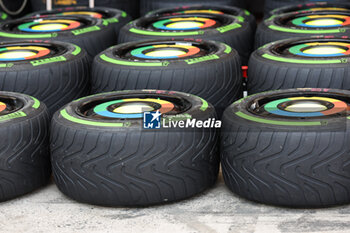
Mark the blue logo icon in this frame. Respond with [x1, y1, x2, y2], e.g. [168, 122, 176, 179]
[143, 111, 162, 129]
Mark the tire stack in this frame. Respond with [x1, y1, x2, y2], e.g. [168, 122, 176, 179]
[0, 40, 89, 115]
[50, 3, 254, 206]
[221, 2, 350, 208]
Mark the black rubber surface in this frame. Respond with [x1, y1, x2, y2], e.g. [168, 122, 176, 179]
[248, 37, 350, 94]
[221, 88, 350, 207]
[118, 14, 253, 64]
[0, 91, 50, 202]
[0, 15, 116, 58]
[51, 90, 220, 206]
[0, 40, 90, 115]
[30, 0, 140, 18]
[140, 0, 247, 16]
[92, 39, 242, 116]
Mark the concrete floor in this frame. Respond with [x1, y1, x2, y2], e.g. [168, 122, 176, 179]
[1, 174, 350, 233]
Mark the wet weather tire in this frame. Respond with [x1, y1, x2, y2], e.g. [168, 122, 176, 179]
[140, 0, 247, 17]
[255, 10, 350, 48]
[0, 40, 90, 115]
[30, 0, 140, 18]
[0, 92, 50, 202]
[145, 5, 256, 32]
[27, 6, 131, 37]
[118, 13, 253, 64]
[221, 88, 350, 207]
[248, 37, 350, 94]
[0, 15, 116, 58]
[51, 90, 220, 206]
[92, 39, 242, 116]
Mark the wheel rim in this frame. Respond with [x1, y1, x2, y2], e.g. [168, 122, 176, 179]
[248, 93, 350, 119]
[153, 17, 217, 30]
[271, 39, 350, 59]
[288, 42, 350, 58]
[0, 95, 24, 116]
[0, 45, 51, 61]
[3, 16, 92, 33]
[18, 19, 81, 32]
[139, 15, 230, 32]
[280, 13, 350, 29]
[116, 40, 215, 61]
[0, 42, 64, 62]
[77, 94, 191, 120]
[130, 44, 201, 59]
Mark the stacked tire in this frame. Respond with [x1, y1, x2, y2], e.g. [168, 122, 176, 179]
[0, 92, 50, 201]
[0, 15, 117, 58]
[0, 40, 89, 115]
[51, 90, 220, 206]
[145, 5, 256, 32]
[221, 88, 350, 207]
[30, 0, 140, 19]
[118, 11, 254, 65]
[27, 6, 131, 36]
[92, 39, 242, 116]
[256, 9, 350, 48]
[248, 36, 350, 94]
[263, 0, 350, 16]
[140, 0, 247, 16]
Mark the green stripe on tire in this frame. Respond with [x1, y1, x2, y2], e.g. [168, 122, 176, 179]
[0, 32, 56, 38]
[268, 25, 343, 34]
[60, 109, 125, 127]
[31, 97, 40, 109]
[262, 53, 344, 64]
[100, 54, 169, 67]
[236, 111, 322, 126]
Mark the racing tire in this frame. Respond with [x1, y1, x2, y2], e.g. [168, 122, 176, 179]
[140, 0, 247, 16]
[0, 40, 90, 115]
[255, 10, 350, 48]
[268, 2, 350, 18]
[0, 15, 116, 58]
[30, 0, 140, 19]
[263, 0, 348, 16]
[51, 90, 220, 206]
[92, 39, 242, 117]
[248, 36, 350, 94]
[221, 88, 350, 207]
[118, 13, 254, 65]
[145, 4, 256, 32]
[0, 91, 50, 202]
[27, 6, 131, 36]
